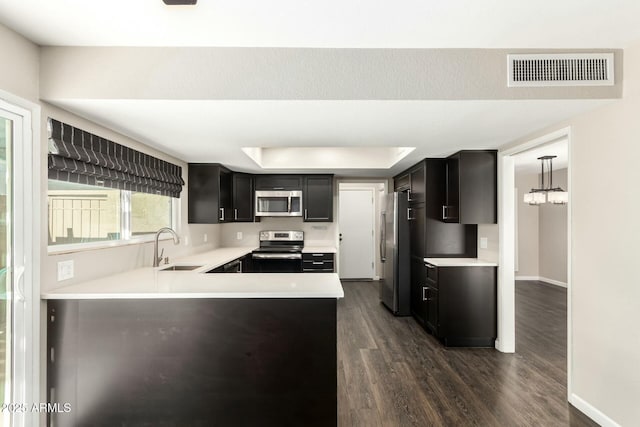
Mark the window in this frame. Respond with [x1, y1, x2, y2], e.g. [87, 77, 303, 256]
[46, 118, 184, 251]
[48, 180, 173, 248]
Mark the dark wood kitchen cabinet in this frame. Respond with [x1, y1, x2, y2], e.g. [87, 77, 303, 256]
[232, 173, 254, 222]
[408, 202, 426, 325]
[303, 175, 334, 222]
[254, 175, 303, 191]
[47, 297, 337, 426]
[188, 163, 232, 224]
[423, 262, 497, 347]
[393, 161, 425, 204]
[302, 253, 335, 272]
[442, 150, 497, 224]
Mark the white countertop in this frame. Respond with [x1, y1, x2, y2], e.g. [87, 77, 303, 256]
[424, 258, 498, 267]
[302, 246, 337, 254]
[42, 247, 344, 300]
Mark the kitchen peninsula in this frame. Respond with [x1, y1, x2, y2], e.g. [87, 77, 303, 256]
[42, 247, 344, 427]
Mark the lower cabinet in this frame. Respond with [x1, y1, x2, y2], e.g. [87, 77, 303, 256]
[415, 263, 497, 347]
[302, 253, 335, 272]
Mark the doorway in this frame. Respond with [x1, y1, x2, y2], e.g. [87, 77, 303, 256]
[337, 182, 385, 280]
[498, 127, 572, 395]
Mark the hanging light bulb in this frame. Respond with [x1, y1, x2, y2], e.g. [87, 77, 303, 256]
[523, 155, 568, 205]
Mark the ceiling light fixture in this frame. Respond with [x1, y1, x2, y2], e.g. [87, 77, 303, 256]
[162, 0, 197, 5]
[523, 155, 568, 205]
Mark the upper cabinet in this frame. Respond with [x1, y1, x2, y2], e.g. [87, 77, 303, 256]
[188, 163, 232, 224]
[442, 150, 497, 224]
[394, 161, 425, 204]
[232, 173, 254, 222]
[303, 175, 334, 222]
[188, 166, 334, 223]
[254, 175, 303, 191]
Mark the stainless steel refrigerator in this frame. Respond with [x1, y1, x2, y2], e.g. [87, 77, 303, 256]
[379, 191, 411, 315]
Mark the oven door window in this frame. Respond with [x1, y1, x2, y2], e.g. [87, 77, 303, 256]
[257, 196, 289, 213]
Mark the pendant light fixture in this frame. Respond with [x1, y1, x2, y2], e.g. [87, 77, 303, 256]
[523, 155, 568, 205]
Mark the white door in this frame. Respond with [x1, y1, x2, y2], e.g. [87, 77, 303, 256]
[338, 189, 374, 279]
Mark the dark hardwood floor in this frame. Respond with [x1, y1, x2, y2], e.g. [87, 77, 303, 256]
[337, 280, 598, 426]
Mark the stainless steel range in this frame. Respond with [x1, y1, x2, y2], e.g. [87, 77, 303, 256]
[251, 231, 304, 273]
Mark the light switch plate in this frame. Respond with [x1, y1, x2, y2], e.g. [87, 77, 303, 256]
[236, 232, 243, 240]
[480, 237, 488, 249]
[204, 233, 208, 243]
[57, 260, 74, 281]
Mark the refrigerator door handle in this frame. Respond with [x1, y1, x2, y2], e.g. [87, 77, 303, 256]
[380, 212, 386, 262]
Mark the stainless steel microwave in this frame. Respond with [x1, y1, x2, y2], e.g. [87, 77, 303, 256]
[255, 190, 303, 217]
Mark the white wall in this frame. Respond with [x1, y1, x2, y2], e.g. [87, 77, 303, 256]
[515, 170, 540, 277]
[0, 23, 39, 103]
[538, 168, 568, 284]
[501, 42, 640, 427]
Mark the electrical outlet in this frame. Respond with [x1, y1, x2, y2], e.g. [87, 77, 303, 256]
[184, 236, 189, 246]
[236, 232, 243, 240]
[204, 233, 208, 243]
[480, 237, 488, 249]
[57, 260, 74, 281]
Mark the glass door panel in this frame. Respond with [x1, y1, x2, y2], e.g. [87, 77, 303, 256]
[0, 116, 12, 410]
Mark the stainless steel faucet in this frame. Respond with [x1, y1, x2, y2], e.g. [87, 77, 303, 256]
[153, 227, 180, 267]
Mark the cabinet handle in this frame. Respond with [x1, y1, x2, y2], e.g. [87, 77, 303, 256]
[219, 208, 225, 221]
[274, 187, 284, 190]
[234, 209, 238, 221]
[422, 286, 432, 301]
[312, 261, 324, 265]
[407, 189, 413, 202]
[304, 209, 308, 219]
[312, 253, 324, 257]
[407, 207, 414, 221]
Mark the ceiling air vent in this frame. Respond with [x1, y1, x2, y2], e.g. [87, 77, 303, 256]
[508, 53, 614, 87]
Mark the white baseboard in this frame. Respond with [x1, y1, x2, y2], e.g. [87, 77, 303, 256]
[515, 275, 567, 288]
[539, 276, 567, 288]
[515, 275, 539, 281]
[570, 393, 620, 427]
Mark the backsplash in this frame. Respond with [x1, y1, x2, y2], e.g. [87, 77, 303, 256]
[220, 218, 338, 248]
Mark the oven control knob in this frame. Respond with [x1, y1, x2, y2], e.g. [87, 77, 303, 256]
[294, 231, 303, 240]
[260, 231, 268, 239]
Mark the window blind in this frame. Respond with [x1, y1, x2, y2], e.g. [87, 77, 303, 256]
[47, 118, 184, 198]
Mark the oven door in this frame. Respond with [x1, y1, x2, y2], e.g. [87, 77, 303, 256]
[255, 191, 302, 217]
[252, 253, 302, 273]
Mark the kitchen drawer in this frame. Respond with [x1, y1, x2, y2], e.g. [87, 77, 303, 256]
[302, 253, 335, 262]
[303, 260, 335, 272]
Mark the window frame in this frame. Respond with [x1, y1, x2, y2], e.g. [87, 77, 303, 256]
[47, 184, 179, 255]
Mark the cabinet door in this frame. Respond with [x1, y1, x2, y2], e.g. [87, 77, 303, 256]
[408, 164, 425, 204]
[410, 257, 427, 326]
[408, 204, 425, 258]
[425, 286, 439, 336]
[303, 175, 334, 222]
[394, 173, 410, 192]
[458, 151, 497, 224]
[218, 168, 233, 223]
[188, 164, 220, 224]
[232, 173, 254, 222]
[254, 175, 303, 190]
[442, 155, 460, 222]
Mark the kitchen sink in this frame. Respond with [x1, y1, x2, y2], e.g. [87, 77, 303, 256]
[159, 265, 203, 271]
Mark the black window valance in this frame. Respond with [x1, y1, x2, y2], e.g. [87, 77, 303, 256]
[47, 118, 184, 198]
